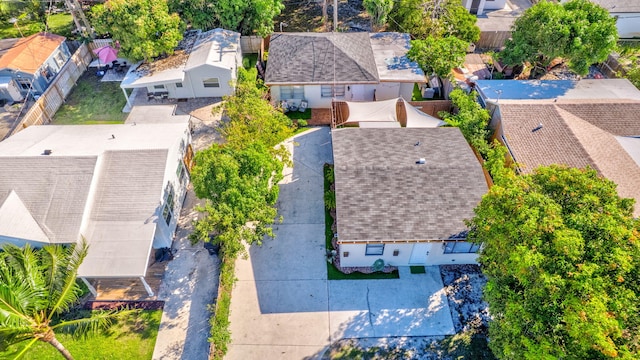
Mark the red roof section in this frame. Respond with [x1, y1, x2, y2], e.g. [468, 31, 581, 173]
[0, 32, 66, 74]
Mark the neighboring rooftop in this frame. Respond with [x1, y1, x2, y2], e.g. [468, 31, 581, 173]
[0, 33, 66, 73]
[590, 0, 640, 12]
[498, 100, 640, 217]
[0, 38, 20, 58]
[369, 32, 425, 83]
[476, 79, 640, 102]
[265, 32, 379, 85]
[121, 28, 240, 88]
[332, 128, 487, 242]
[0, 122, 189, 278]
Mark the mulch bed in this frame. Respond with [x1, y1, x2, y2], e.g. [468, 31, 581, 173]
[84, 300, 165, 311]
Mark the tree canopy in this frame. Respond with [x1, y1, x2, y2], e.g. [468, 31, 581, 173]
[92, 0, 183, 61]
[363, 0, 395, 29]
[389, 0, 480, 43]
[439, 89, 491, 157]
[470, 165, 640, 359]
[170, 0, 284, 36]
[501, 0, 618, 76]
[190, 68, 294, 256]
[0, 242, 127, 360]
[407, 36, 468, 78]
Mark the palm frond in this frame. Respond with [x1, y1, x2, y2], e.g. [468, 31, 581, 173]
[0, 280, 45, 327]
[51, 309, 134, 339]
[11, 338, 39, 360]
[0, 326, 36, 350]
[47, 240, 88, 320]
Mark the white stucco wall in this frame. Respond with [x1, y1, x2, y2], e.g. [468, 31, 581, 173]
[185, 65, 235, 98]
[462, 0, 507, 15]
[614, 13, 640, 39]
[338, 241, 479, 267]
[374, 82, 401, 101]
[152, 127, 191, 249]
[399, 82, 415, 101]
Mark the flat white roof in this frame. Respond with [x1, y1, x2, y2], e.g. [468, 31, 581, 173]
[0, 123, 189, 156]
[369, 33, 425, 83]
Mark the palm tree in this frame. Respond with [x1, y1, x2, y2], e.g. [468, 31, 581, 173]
[0, 241, 128, 360]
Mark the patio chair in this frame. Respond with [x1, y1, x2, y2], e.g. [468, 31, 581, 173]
[298, 100, 308, 112]
[280, 100, 289, 113]
[287, 100, 298, 112]
[147, 92, 154, 102]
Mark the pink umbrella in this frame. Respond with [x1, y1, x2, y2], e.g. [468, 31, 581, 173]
[93, 45, 119, 65]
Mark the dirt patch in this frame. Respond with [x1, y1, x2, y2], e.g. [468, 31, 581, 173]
[441, 264, 490, 333]
[275, 0, 372, 32]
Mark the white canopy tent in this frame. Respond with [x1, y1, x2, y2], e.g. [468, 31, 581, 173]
[340, 98, 445, 128]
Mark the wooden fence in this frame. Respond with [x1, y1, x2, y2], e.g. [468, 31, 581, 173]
[6, 43, 92, 138]
[88, 38, 113, 52]
[598, 53, 625, 78]
[476, 31, 512, 50]
[240, 36, 262, 54]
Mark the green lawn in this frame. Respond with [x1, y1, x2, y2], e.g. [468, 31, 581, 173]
[324, 164, 400, 281]
[0, 14, 74, 39]
[412, 83, 425, 101]
[14, 310, 162, 360]
[286, 108, 311, 120]
[53, 71, 128, 124]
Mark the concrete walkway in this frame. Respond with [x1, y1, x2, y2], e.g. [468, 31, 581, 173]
[152, 189, 220, 360]
[227, 127, 454, 360]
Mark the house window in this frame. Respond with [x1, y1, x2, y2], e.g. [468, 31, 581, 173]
[154, 85, 166, 90]
[176, 160, 188, 185]
[162, 183, 175, 225]
[365, 244, 385, 256]
[176, 82, 183, 88]
[280, 85, 304, 99]
[203, 78, 220, 88]
[321, 85, 345, 98]
[15, 78, 31, 90]
[444, 241, 480, 254]
[55, 52, 66, 67]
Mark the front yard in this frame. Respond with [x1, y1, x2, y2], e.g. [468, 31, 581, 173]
[16, 310, 162, 360]
[53, 71, 127, 125]
[0, 14, 73, 39]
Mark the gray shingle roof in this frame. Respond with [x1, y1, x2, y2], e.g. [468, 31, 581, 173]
[265, 32, 379, 85]
[332, 128, 488, 242]
[0, 156, 97, 243]
[590, 0, 640, 12]
[498, 100, 640, 217]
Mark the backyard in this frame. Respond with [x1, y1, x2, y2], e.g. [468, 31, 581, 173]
[0, 14, 74, 39]
[8, 310, 162, 360]
[53, 71, 127, 124]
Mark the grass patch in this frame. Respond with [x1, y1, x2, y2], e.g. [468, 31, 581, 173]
[285, 108, 311, 120]
[324, 164, 399, 281]
[242, 54, 258, 70]
[410, 265, 426, 274]
[0, 14, 73, 39]
[412, 83, 425, 101]
[53, 71, 127, 124]
[15, 310, 162, 360]
[209, 251, 235, 360]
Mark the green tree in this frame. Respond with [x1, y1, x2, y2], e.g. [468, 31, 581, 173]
[0, 242, 127, 360]
[407, 36, 468, 78]
[214, 0, 284, 37]
[439, 89, 491, 156]
[470, 165, 640, 359]
[168, 0, 216, 30]
[389, 0, 479, 43]
[501, 0, 618, 76]
[190, 142, 284, 253]
[363, 0, 394, 30]
[91, 0, 183, 61]
[0, 0, 45, 22]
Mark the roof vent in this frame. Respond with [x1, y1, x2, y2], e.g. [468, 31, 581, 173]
[43, 149, 52, 155]
[416, 158, 426, 164]
[532, 123, 543, 132]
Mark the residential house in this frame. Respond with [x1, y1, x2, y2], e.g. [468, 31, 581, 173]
[565, 0, 640, 39]
[265, 32, 426, 109]
[476, 79, 640, 217]
[120, 28, 242, 105]
[0, 120, 192, 297]
[0, 33, 71, 103]
[332, 128, 488, 267]
[462, 0, 507, 16]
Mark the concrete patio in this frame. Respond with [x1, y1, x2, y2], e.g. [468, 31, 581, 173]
[227, 127, 454, 360]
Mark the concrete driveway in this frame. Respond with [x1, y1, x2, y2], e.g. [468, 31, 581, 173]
[227, 127, 454, 360]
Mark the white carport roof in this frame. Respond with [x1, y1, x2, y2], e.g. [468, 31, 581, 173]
[405, 102, 446, 127]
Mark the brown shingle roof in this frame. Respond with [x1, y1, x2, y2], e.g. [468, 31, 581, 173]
[0, 33, 65, 74]
[332, 128, 488, 242]
[499, 101, 640, 216]
[265, 32, 379, 85]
